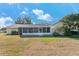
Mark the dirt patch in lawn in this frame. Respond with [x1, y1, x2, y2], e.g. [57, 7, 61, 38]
[0, 33, 79, 56]
[20, 38, 79, 56]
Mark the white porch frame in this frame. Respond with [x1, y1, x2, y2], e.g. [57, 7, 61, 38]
[21, 27, 52, 36]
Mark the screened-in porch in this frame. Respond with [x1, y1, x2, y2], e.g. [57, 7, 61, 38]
[22, 27, 50, 33]
[19, 27, 52, 36]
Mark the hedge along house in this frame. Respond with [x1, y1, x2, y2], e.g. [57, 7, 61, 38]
[6, 24, 53, 36]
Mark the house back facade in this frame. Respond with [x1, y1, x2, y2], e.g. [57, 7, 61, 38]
[6, 24, 53, 36]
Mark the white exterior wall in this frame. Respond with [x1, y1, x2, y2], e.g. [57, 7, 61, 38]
[6, 28, 18, 34]
[6, 29, 12, 34]
[50, 26, 53, 35]
[22, 33, 52, 36]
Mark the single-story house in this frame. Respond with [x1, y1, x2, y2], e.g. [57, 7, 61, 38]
[0, 27, 6, 33]
[6, 24, 53, 36]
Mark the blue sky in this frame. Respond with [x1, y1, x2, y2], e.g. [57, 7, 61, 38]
[0, 3, 79, 28]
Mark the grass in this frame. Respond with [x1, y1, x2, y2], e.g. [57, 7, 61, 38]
[37, 37, 63, 42]
[0, 33, 28, 55]
[0, 33, 79, 55]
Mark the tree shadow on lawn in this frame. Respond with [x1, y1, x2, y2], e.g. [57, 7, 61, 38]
[67, 35, 79, 40]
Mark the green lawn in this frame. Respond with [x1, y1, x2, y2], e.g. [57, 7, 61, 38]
[0, 33, 79, 56]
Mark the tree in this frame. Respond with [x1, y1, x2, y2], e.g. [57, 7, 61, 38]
[61, 13, 79, 36]
[52, 21, 64, 36]
[15, 15, 32, 24]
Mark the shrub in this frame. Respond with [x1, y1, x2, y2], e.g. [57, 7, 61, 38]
[11, 31, 18, 35]
[53, 32, 60, 36]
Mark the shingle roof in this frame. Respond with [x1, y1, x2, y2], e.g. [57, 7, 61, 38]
[6, 24, 51, 29]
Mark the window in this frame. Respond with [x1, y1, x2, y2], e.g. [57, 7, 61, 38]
[39, 28, 43, 33]
[29, 28, 33, 33]
[47, 27, 50, 33]
[43, 27, 47, 33]
[23, 28, 28, 33]
[33, 28, 38, 33]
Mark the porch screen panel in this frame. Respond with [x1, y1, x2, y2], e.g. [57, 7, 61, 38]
[43, 27, 47, 33]
[29, 28, 33, 33]
[23, 28, 28, 33]
[33, 28, 38, 33]
[22, 27, 50, 33]
[47, 27, 50, 33]
[39, 28, 43, 33]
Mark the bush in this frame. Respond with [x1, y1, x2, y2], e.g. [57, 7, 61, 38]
[11, 31, 18, 35]
[53, 32, 60, 36]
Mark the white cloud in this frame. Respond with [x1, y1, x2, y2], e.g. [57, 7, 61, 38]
[33, 22, 36, 24]
[24, 8, 29, 12]
[8, 3, 21, 10]
[8, 3, 14, 5]
[32, 9, 52, 21]
[20, 8, 29, 15]
[8, 3, 15, 8]
[38, 13, 52, 21]
[32, 9, 43, 16]
[0, 17, 13, 28]
[20, 11, 27, 15]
